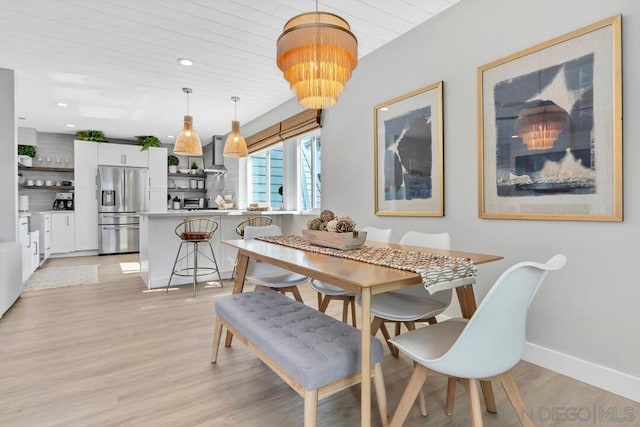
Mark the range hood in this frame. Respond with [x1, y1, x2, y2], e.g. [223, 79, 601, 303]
[203, 135, 227, 175]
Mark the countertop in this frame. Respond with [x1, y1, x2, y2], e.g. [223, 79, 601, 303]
[140, 209, 305, 217]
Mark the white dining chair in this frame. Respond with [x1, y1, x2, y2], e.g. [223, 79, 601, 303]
[310, 226, 392, 326]
[360, 231, 452, 357]
[388, 254, 567, 427]
[243, 224, 309, 302]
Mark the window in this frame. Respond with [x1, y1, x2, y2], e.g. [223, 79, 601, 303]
[299, 134, 321, 210]
[248, 145, 284, 209]
[246, 131, 321, 211]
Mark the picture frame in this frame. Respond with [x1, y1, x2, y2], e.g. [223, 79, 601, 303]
[478, 15, 622, 221]
[374, 82, 444, 217]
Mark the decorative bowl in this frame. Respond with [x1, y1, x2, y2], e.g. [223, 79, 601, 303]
[178, 168, 190, 174]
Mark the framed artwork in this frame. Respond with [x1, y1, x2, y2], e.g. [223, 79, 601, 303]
[478, 15, 622, 221]
[374, 82, 444, 217]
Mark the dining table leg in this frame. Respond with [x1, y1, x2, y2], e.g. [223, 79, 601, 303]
[225, 252, 249, 347]
[456, 284, 497, 413]
[360, 287, 372, 427]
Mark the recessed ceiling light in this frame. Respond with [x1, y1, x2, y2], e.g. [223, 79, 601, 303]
[167, 135, 174, 139]
[65, 123, 75, 128]
[380, 107, 389, 111]
[176, 58, 193, 67]
[56, 102, 68, 107]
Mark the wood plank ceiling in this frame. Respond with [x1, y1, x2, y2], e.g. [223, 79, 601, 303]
[0, 0, 460, 143]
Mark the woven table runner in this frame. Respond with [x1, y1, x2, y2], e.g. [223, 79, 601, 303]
[255, 235, 477, 288]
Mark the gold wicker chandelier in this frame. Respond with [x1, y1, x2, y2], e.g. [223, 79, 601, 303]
[515, 101, 568, 151]
[276, 1, 358, 109]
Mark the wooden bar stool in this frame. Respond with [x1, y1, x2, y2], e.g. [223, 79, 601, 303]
[166, 218, 223, 297]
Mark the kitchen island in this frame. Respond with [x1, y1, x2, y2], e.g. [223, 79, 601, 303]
[139, 210, 300, 289]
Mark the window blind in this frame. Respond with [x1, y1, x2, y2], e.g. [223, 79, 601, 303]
[245, 109, 321, 154]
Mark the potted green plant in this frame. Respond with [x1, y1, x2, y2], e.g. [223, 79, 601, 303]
[167, 155, 179, 173]
[75, 130, 107, 142]
[136, 135, 161, 151]
[17, 145, 36, 167]
[191, 160, 199, 175]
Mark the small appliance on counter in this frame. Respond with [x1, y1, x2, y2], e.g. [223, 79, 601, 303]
[52, 192, 74, 210]
[183, 197, 204, 210]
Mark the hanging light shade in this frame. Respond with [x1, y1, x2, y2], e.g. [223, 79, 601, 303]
[223, 96, 248, 158]
[276, 7, 358, 109]
[173, 88, 203, 156]
[515, 101, 569, 151]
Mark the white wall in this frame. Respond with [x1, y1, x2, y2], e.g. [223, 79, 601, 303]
[0, 69, 18, 242]
[243, 0, 640, 401]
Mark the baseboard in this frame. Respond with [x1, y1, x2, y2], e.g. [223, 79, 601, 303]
[523, 342, 640, 403]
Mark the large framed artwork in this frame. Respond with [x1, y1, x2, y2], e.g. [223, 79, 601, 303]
[374, 82, 444, 217]
[478, 15, 622, 221]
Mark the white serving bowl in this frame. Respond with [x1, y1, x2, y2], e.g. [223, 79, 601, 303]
[178, 168, 190, 174]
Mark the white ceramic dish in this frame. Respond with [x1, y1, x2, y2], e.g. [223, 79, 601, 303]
[178, 169, 190, 174]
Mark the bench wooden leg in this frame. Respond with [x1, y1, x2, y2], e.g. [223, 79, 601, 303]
[373, 363, 389, 427]
[211, 317, 223, 363]
[304, 389, 318, 427]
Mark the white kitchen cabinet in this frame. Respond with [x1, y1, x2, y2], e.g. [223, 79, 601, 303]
[29, 230, 40, 271]
[19, 217, 31, 282]
[147, 146, 167, 212]
[31, 213, 52, 262]
[74, 188, 98, 251]
[98, 143, 148, 167]
[51, 213, 75, 254]
[74, 140, 99, 251]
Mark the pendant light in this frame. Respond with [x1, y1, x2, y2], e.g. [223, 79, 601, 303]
[173, 87, 203, 156]
[277, 0, 358, 109]
[223, 96, 248, 158]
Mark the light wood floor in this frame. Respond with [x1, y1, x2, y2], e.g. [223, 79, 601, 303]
[0, 254, 637, 426]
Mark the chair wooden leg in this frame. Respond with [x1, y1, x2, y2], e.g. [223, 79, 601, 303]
[316, 293, 323, 311]
[377, 320, 397, 357]
[395, 322, 401, 337]
[389, 364, 429, 427]
[373, 363, 389, 427]
[446, 377, 457, 415]
[426, 317, 438, 325]
[413, 361, 428, 416]
[319, 294, 331, 313]
[349, 296, 357, 327]
[303, 389, 318, 427]
[290, 286, 304, 303]
[371, 316, 383, 335]
[342, 298, 349, 323]
[211, 317, 223, 363]
[462, 379, 484, 427]
[480, 380, 497, 413]
[499, 372, 535, 427]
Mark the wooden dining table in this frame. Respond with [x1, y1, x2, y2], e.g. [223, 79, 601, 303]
[222, 238, 503, 427]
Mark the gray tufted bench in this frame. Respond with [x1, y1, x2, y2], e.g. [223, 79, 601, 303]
[211, 290, 388, 427]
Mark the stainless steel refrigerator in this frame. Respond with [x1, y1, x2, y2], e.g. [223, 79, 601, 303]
[98, 166, 147, 254]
